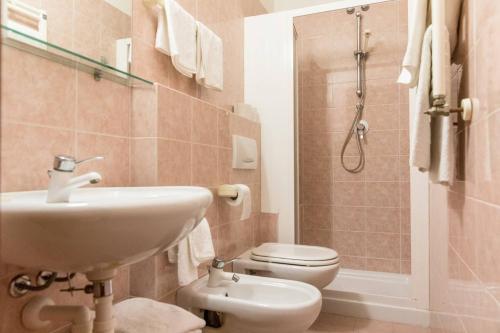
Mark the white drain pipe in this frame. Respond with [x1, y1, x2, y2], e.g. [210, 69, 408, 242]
[92, 295, 116, 333]
[22, 296, 93, 333]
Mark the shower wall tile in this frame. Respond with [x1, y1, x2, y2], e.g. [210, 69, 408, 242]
[296, 0, 410, 273]
[429, 0, 500, 331]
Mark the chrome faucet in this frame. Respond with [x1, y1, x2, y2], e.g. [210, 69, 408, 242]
[207, 257, 240, 288]
[46, 155, 104, 203]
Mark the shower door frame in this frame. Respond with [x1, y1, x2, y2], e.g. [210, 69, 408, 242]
[244, 0, 429, 312]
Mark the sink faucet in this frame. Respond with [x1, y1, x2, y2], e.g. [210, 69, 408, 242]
[207, 257, 240, 288]
[46, 155, 104, 203]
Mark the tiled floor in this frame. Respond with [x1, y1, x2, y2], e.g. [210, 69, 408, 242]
[306, 313, 431, 333]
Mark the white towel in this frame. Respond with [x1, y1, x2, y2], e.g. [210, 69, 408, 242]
[429, 28, 456, 185]
[410, 26, 433, 171]
[410, 25, 456, 185]
[114, 297, 205, 333]
[168, 218, 215, 286]
[196, 21, 223, 91]
[397, 0, 429, 87]
[155, 0, 197, 77]
[398, 0, 462, 87]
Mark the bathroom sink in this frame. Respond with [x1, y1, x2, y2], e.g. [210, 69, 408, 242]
[0, 187, 212, 274]
[177, 274, 322, 333]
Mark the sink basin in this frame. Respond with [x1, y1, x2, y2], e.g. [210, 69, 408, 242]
[0, 187, 212, 274]
[177, 274, 322, 333]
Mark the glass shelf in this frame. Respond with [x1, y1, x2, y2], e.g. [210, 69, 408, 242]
[1, 25, 153, 87]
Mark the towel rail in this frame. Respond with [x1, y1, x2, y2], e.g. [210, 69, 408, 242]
[425, 98, 476, 123]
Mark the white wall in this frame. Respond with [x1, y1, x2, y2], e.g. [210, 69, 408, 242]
[263, 0, 344, 12]
[245, 13, 296, 243]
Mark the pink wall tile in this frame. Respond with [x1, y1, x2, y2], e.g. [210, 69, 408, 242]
[365, 156, 400, 181]
[365, 258, 400, 273]
[76, 133, 130, 186]
[157, 86, 192, 141]
[1, 47, 76, 128]
[131, 138, 157, 186]
[332, 231, 366, 257]
[365, 182, 400, 207]
[157, 139, 192, 185]
[333, 182, 366, 207]
[302, 205, 333, 230]
[1, 123, 75, 192]
[365, 207, 400, 233]
[77, 73, 131, 137]
[192, 100, 218, 145]
[302, 228, 333, 249]
[366, 232, 400, 259]
[192, 144, 218, 186]
[333, 206, 366, 232]
[132, 85, 158, 137]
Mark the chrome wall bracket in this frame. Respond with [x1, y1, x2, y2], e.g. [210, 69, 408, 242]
[425, 97, 476, 123]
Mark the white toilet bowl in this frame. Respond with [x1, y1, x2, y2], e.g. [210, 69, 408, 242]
[177, 273, 322, 333]
[233, 243, 340, 289]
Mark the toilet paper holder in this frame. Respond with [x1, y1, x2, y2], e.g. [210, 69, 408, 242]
[217, 184, 239, 200]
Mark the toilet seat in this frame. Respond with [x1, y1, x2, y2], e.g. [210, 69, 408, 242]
[250, 243, 339, 267]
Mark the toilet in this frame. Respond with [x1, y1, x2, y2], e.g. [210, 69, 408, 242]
[233, 243, 340, 289]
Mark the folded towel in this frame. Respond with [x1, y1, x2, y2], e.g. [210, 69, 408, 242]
[114, 297, 205, 333]
[155, 0, 197, 77]
[409, 25, 456, 185]
[168, 218, 215, 286]
[429, 29, 456, 185]
[397, 0, 429, 87]
[398, 0, 462, 87]
[409, 26, 432, 171]
[196, 21, 223, 91]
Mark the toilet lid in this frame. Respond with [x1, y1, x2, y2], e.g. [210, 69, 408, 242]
[250, 243, 339, 267]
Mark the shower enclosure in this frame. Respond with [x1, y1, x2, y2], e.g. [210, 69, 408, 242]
[295, 1, 411, 275]
[245, 0, 429, 325]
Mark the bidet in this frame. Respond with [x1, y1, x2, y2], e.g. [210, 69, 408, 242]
[177, 274, 322, 333]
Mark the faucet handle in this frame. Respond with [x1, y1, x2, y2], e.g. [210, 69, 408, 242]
[211, 257, 237, 269]
[53, 155, 104, 172]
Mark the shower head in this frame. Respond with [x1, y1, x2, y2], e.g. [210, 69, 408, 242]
[361, 5, 370, 11]
[346, 7, 355, 14]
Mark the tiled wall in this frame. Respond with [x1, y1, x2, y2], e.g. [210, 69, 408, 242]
[0, 0, 269, 332]
[429, 1, 500, 332]
[294, 0, 411, 274]
[127, 83, 266, 301]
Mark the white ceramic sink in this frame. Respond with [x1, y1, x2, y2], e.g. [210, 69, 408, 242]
[0, 187, 212, 274]
[177, 274, 322, 333]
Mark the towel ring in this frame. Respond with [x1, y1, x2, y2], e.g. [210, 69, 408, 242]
[425, 97, 477, 123]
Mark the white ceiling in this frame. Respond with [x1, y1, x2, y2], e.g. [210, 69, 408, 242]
[259, 0, 343, 12]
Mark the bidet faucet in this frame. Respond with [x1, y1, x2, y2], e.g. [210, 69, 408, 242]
[46, 155, 104, 203]
[207, 257, 240, 288]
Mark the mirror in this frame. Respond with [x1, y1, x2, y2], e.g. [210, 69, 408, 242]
[2, 0, 132, 72]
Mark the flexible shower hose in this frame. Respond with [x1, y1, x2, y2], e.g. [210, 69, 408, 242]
[340, 55, 367, 174]
[340, 103, 365, 173]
